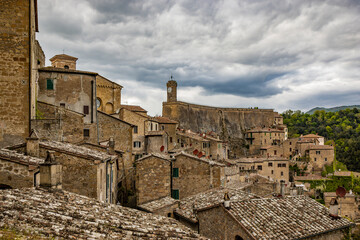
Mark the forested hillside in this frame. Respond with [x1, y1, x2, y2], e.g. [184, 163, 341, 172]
[282, 108, 360, 171]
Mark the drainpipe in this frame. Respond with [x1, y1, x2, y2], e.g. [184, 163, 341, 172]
[94, 77, 99, 143]
[91, 80, 94, 123]
[28, 0, 32, 135]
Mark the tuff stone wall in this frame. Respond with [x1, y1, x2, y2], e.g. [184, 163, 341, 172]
[0, 0, 35, 148]
[135, 156, 171, 205]
[96, 75, 122, 114]
[0, 160, 35, 188]
[197, 205, 252, 240]
[31, 101, 85, 143]
[172, 155, 222, 199]
[163, 101, 278, 157]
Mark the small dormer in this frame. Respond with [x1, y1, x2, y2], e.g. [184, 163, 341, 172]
[49, 54, 78, 70]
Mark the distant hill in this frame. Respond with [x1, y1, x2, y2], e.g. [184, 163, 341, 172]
[306, 105, 360, 114]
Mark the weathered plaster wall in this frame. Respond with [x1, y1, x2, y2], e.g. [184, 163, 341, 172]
[163, 101, 278, 157]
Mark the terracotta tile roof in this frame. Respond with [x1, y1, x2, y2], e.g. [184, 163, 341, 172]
[38, 67, 97, 76]
[174, 187, 257, 223]
[40, 140, 114, 161]
[136, 153, 171, 162]
[138, 196, 179, 212]
[225, 196, 353, 240]
[177, 130, 210, 142]
[174, 152, 225, 167]
[294, 174, 329, 181]
[0, 149, 44, 166]
[49, 54, 78, 61]
[154, 116, 178, 124]
[228, 157, 288, 164]
[306, 145, 334, 150]
[0, 188, 203, 239]
[323, 192, 356, 198]
[302, 134, 324, 138]
[246, 127, 283, 133]
[120, 105, 147, 113]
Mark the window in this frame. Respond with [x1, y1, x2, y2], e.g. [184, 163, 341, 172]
[257, 165, 262, 170]
[83, 129, 90, 137]
[289, 148, 292, 152]
[46, 79, 54, 90]
[316, 151, 321, 155]
[172, 189, 179, 199]
[177, 139, 180, 143]
[172, 168, 179, 177]
[271, 170, 274, 174]
[274, 150, 277, 155]
[64, 65, 69, 69]
[325, 157, 327, 162]
[150, 123, 153, 131]
[60, 103, 65, 108]
[282, 163, 286, 167]
[218, 144, 221, 149]
[281, 171, 284, 176]
[161, 125, 165, 130]
[83, 105, 89, 115]
[268, 162, 273, 167]
[277, 163, 282, 168]
[133, 141, 141, 148]
[290, 142, 292, 145]
[133, 126, 138, 134]
[314, 158, 317, 162]
[170, 137, 173, 143]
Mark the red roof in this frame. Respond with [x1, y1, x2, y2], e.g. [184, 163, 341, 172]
[120, 105, 147, 113]
[154, 116, 178, 124]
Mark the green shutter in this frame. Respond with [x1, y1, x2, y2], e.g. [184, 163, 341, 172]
[47, 79, 54, 90]
[172, 168, 179, 177]
[172, 189, 179, 199]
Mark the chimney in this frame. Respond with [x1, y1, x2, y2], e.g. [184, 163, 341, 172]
[329, 198, 339, 216]
[280, 180, 285, 196]
[224, 192, 231, 209]
[40, 151, 62, 189]
[26, 129, 39, 157]
[108, 137, 115, 155]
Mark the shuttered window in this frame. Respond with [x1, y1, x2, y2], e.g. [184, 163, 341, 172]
[46, 79, 54, 90]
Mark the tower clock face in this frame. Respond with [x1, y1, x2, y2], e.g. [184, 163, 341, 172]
[168, 87, 172, 93]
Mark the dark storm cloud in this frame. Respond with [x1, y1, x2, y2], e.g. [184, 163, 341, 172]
[37, 0, 360, 115]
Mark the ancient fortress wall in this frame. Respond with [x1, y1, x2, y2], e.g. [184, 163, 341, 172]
[163, 101, 277, 157]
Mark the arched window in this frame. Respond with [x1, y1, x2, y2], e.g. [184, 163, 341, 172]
[64, 65, 69, 69]
[96, 98, 102, 110]
[235, 235, 244, 240]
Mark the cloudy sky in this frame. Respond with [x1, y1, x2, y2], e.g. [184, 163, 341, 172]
[37, 0, 360, 116]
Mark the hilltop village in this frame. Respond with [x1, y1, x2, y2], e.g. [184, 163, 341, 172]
[0, 1, 358, 239]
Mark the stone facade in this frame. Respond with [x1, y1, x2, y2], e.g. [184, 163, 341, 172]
[172, 152, 224, 199]
[155, 116, 178, 151]
[0, 149, 43, 189]
[246, 127, 285, 155]
[324, 192, 360, 221]
[135, 154, 171, 205]
[96, 75, 122, 114]
[97, 111, 133, 191]
[0, 0, 39, 148]
[31, 101, 86, 143]
[305, 145, 334, 173]
[49, 54, 77, 70]
[38, 66, 97, 124]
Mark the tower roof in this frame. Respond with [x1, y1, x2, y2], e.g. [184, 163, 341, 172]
[50, 54, 78, 62]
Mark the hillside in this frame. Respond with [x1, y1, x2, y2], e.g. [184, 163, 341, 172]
[282, 108, 360, 171]
[306, 105, 360, 114]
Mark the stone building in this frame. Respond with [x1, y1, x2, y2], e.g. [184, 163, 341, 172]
[246, 127, 286, 155]
[38, 57, 98, 125]
[174, 187, 257, 231]
[135, 153, 172, 205]
[162, 78, 282, 157]
[0, 0, 44, 148]
[0, 148, 43, 189]
[0, 188, 203, 239]
[172, 152, 225, 199]
[154, 116, 178, 151]
[196, 196, 354, 240]
[324, 192, 360, 221]
[8, 138, 118, 203]
[31, 101, 87, 143]
[227, 157, 290, 184]
[96, 75, 123, 114]
[305, 145, 334, 173]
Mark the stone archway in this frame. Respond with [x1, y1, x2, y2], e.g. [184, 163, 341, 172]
[0, 184, 12, 190]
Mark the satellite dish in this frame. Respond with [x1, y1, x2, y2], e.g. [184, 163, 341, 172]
[198, 152, 203, 158]
[193, 149, 199, 155]
[336, 187, 346, 197]
[160, 146, 165, 152]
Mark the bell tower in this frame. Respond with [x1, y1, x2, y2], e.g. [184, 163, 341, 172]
[166, 75, 177, 102]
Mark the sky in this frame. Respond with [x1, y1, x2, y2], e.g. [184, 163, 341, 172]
[37, 0, 360, 116]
